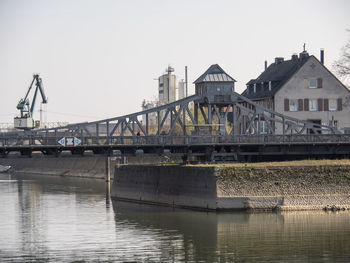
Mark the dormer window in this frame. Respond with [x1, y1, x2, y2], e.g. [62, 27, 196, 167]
[269, 81, 272, 91]
[254, 84, 256, 93]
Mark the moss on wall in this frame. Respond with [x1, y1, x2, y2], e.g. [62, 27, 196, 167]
[214, 164, 350, 197]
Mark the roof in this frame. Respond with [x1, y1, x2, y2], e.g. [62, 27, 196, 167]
[194, 64, 236, 84]
[242, 54, 311, 99]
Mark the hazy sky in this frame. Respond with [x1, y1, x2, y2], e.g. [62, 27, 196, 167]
[0, 0, 349, 124]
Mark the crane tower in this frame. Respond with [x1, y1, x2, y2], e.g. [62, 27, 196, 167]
[14, 74, 48, 129]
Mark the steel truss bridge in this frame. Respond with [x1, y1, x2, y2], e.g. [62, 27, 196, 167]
[1, 92, 349, 162]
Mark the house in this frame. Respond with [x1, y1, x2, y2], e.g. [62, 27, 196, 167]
[241, 50, 350, 134]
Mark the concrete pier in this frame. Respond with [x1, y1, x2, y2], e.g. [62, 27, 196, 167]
[111, 162, 350, 211]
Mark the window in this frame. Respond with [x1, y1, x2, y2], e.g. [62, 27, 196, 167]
[269, 81, 272, 91]
[309, 79, 317, 88]
[289, 99, 298, 111]
[329, 99, 337, 111]
[253, 84, 256, 93]
[307, 78, 323, 88]
[259, 120, 268, 134]
[309, 99, 317, 111]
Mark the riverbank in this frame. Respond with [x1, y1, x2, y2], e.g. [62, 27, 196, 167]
[112, 160, 350, 211]
[2, 155, 350, 211]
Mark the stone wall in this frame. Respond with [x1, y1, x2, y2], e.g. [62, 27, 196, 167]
[215, 165, 350, 210]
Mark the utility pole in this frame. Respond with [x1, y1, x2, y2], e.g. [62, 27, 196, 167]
[185, 66, 188, 97]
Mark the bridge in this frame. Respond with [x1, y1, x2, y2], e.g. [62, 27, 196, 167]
[1, 90, 349, 162]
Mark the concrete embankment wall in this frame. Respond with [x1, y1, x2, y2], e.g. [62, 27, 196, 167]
[112, 165, 218, 209]
[0, 155, 111, 179]
[0, 154, 180, 179]
[111, 163, 350, 211]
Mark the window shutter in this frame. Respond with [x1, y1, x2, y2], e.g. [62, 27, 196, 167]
[298, 99, 303, 111]
[304, 79, 309, 89]
[317, 98, 323, 111]
[324, 99, 329, 111]
[304, 98, 309, 111]
[284, 99, 289, 111]
[337, 98, 343, 111]
[317, 78, 323, 88]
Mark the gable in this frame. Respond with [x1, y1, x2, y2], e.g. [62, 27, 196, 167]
[275, 56, 350, 100]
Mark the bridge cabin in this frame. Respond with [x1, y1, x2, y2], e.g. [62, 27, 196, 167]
[194, 64, 236, 105]
[192, 64, 237, 135]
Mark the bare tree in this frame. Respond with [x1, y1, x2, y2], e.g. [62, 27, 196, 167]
[333, 30, 350, 86]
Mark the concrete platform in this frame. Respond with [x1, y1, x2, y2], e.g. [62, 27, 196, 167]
[111, 164, 350, 211]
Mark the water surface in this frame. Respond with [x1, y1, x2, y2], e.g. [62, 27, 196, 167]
[0, 173, 349, 262]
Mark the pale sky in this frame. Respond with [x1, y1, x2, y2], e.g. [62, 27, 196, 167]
[0, 0, 349, 124]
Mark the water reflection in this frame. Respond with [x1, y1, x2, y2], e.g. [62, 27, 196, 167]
[112, 201, 350, 262]
[106, 181, 111, 209]
[16, 178, 49, 261]
[112, 201, 221, 262]
[0, 173, 349, 263]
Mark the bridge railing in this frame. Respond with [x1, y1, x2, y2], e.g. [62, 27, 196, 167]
[1, 133, 349, 147]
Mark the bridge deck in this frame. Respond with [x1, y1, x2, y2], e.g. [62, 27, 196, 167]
[1, 137, 349, 162]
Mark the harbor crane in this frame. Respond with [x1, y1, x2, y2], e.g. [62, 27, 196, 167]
[14, 74, 48, 129]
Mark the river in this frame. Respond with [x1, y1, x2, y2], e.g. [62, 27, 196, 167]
[0, 173, 349, 262]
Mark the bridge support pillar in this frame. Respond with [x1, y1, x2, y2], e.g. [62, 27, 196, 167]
[105, 155, 111, 183]
[194, 103, 198, 132]
[208, 103, 212, 135]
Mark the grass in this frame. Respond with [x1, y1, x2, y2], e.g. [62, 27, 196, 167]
[186, 159, 350, 168]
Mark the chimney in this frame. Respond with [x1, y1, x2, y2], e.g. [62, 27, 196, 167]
[264, 60, 267, 71]
[320, 49, 324, 64]
[275, 57, 284, 64]
[291, 54, 298, 60]
[299, 51, 309, 60]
